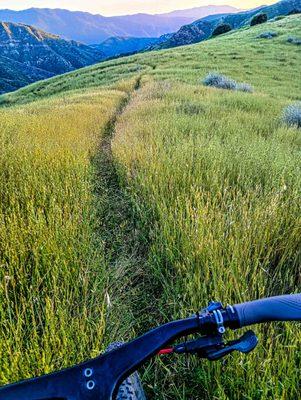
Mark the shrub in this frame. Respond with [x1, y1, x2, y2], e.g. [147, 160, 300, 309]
[235, 83, 254, 93]
[203, 72, 236, 90]
[287, 36, 301, 45]
[212, 23, 232, 37]
[250, 13, 268, 26]
[203, 72, 254, 93]
[273, 15, 285, 21]
[282, 103, 301, 128]
[287, 8, 301, 15]
[256, 31, 278, 39]
[177, 102, 204, 115]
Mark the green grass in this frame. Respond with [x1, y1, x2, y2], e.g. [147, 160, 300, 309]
[112, 80, 301, 399]
[0, 86, 133, 382]
[0, 14, 300, 400]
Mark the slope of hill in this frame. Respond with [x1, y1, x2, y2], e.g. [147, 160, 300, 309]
[0, 15, 300, 399]
[155, 0, 301, 49]
[0, 56, 53, 94]
[0, 22, 104, 93]
[154, 19, 213, 48]
[0, 6, 241, 44]
[3, 14, 300, 105]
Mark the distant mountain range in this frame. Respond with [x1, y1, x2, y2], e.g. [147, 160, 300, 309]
[0, 22, 104, 93]
[153, 0, 301, 49]
[0, 6, 240, 44]
[159, 5, 240, 19]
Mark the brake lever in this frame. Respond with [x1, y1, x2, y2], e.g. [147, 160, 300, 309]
[173, 331, 258, 361]
[206, 331, 258, 361]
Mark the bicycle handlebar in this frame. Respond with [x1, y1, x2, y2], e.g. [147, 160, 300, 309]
[0, 293, 300, 399]
[234, 294, 301, 327]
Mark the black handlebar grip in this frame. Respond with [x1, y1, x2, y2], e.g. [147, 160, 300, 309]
[234, 294, 301, 327]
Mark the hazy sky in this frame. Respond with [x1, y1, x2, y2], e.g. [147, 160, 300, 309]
[0, 1, 277, 16]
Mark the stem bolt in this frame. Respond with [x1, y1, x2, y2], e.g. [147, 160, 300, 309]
[84, 368, 93, 378]
[86, 380, 95, 390]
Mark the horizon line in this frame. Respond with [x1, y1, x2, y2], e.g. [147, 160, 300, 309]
[0, 4, 247, 18]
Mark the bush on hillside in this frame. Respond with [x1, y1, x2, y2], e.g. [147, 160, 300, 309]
[203, 72, 254, 93]
[176, 102, 204, 115]
[287, 36, 301, 45]
[235, 83, 254, 93]
[250, 13, 268, 26]
[287, 8, 301, 15]
[211, 23, 232, 37]
[272, 15, 285, 21]
[256, 31, 278, 39]
[203, 72, 236, 90]
[282, 103, 301, 128]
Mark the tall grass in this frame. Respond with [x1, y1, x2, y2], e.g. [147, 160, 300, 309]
[0, 14, 300, 400]
[0, 88, 128, 383]
[112, 81, 301, 399]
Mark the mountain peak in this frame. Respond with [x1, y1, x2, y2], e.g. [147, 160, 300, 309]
[0, 21, 59, 41]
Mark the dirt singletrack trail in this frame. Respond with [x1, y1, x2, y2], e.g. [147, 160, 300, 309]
[91, 75, 159, 345]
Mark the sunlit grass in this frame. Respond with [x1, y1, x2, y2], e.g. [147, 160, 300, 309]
[112, 81, 301, 399]
[0, 88, 129, 383]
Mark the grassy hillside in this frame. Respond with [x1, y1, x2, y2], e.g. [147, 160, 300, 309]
[1, 15, 300, 105]
[154, 0, 301, 50]
[0, 15, 300, 399]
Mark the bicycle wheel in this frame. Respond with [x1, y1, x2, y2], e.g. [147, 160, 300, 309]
[106, 342, 147, 400]
[116, 371, 146, 400]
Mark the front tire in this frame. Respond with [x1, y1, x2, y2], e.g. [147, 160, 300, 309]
[106, 342, 147, 400]
[116, 371, 146, 400]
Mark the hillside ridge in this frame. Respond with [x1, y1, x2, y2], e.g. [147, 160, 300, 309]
[154, 0, 301, 49]
[0, 21, 104, 93]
